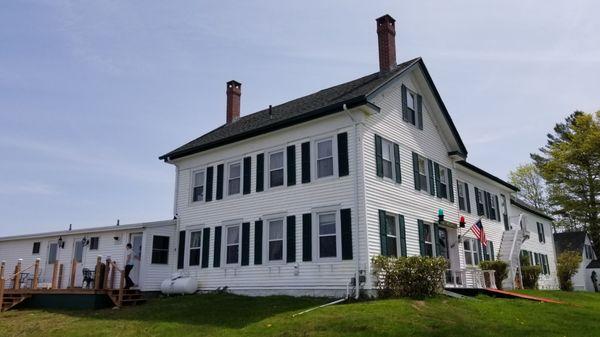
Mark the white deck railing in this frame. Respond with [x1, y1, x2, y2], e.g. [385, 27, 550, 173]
[445, 269, 496, 289]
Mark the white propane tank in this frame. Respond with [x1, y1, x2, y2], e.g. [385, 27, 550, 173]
[161, 275, 197, 295]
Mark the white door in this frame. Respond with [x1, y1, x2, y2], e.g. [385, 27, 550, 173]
[129, 233, 143, 286]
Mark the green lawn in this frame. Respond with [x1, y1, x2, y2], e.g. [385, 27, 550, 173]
[1, 291, 599, 337]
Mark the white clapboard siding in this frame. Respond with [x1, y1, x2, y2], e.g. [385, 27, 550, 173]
[173, 113, 366, 294]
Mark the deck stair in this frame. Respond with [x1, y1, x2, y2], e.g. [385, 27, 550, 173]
[107, 289, 146, 307]
[1, 292, 30, 312]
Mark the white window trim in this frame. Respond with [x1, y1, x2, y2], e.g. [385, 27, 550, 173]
[223, 223, 242, 266]
[437, 164, 449, 200]
[380, 137, 396, 182]
[457, 180, 467, 211]
[385, 212, 401, 257]
[266, 148, 286, 190]
[422, 221, 436, 257]
[405, 87, 417, 126]
[263, 216, 287, 265]
[190, 168, 206, 204]
[187, 228, 203, 267]
[226, 160, 242, 197]
[416, 154, 429, 194]
[312, 135, 338, 182]
[32, 241, 41, 255]
[463, 238, 480, 266]
[312, 206, 342, 262]
[89, 237, 100, 251]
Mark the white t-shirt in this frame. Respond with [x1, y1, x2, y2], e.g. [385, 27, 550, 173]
[126, 249, 134, 266]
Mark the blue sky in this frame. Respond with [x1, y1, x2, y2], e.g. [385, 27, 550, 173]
[1, 1, 598, 236]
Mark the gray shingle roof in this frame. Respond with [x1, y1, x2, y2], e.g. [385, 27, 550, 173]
[510, 197, 553, 220]
[160, 58, 421, 161]
[554, 231, 587, 255]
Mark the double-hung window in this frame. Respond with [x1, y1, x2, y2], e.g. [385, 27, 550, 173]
[537, 222, 546, 243]
[318, 212, 337, 259]
[406, 90, 416, 125]
[189, 231, 202, 266]
[489, 194, 497, 220]
[476, 189, 485, 216]
[316, 138, 334, 178]
[226, 225, 241, 265]
[268, 219, 284, 262]
[48, 243, 58, 264]
[438, 165, 448, 199]
[385, 214, 398, 257]
[192, 171, 205, 202]
[457, 181, 467, 211]
[228, 163, 241, 195]
[269, 151, 284, 188]
[417, 156, 428, 191]
[463, 238, 480, 266]
[90, 237, 99, 250]
[32, 242, 41, 254]
[381, 139, 394, 180]
[151, 236, 170, 264]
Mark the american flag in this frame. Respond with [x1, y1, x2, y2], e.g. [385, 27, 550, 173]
[470, 219, 487, 246]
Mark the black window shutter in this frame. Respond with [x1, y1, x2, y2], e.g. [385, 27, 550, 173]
[399, 215, 407, 257]
[494, 195, 500, 222]
[205, 166, 214, 202]
[484, 192, 491, 219]
[302, 213, 312, 261]
[448, 169, 454, 202]
[241, 222, 250, 266]
[341, 209, 352, 260]
[489, 241, 495, 261]
[243, 156, 251, 195]
[417, 219, 426, 256]
[465, 182, 472, 213]
[254, 220, 263, 265]
[286, 215, 296, 263]
[301, 142, 311, 183]
[378, 210, 388, 256]
[433, 223, 441, 257]
[427, 159, 435, 195]
[401, 84, 408, 121]
[256, 153, 264, 192]
[412, 152, 421, 190]
[416, 94, 423, 130]
[375, 135, 383, 178]
[286, 145, 296, 186]
[213, 226, 222, 267]
[393, 143, 401, 183]
[434, 162, 441, 198]
[216, 164, 224, 200]
[337, 133, 349, 177]
[201, 227, 210, 268]
[476, 239, 483, 261]
[177, 230, 186, 269]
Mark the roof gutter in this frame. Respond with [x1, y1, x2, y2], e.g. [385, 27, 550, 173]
[159, 96, 373, 162]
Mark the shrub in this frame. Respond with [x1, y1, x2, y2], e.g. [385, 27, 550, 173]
[521, 265, 542, 289]
[557, 251, 582, 291]
[371, 255, 447, 299]
[480, 260, 509, 290]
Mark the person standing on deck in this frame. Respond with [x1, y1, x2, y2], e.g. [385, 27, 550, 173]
[124, 243, 139, 289]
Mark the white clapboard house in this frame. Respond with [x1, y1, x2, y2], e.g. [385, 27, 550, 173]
[554, 231, 599, 291]
[157, 14, 559, 297]
[0, 220, 175, 292]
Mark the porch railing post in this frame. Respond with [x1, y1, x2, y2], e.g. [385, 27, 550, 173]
[104, 258, 112, 290]
[0, 261, 5, 290]
[69, 258, 77, 288]
[51, 261, 59, 289]
[13, 259, 22, 290]
[32, 258, 40, 289]
[94, 256, 102, 290]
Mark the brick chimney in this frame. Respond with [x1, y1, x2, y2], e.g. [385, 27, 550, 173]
[226, 80, 241, 124]
[376, 14, 396, 73]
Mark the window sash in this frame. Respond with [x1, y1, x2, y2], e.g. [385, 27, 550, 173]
[268, 219, 284, 261]
[381, 139, 394, 179]
[316, 139, 334, 178]
[226, 226, 241, 264]
[189, 231, 202, 266]
[457, 182, 466, 211]
[386, 214, 398, 257]
[90, 237, 99, 250]
[269, 151, 284, 187]
[48, 243, 58, 264]
[193, 171, 205, 202]
[228, 163, 241, 195]
[318, 212, 337, 258]
[152, 236, 170, 264]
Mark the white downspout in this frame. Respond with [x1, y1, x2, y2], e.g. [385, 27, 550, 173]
[170, 161, 181, 276]
[343, 104, 362, 299]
